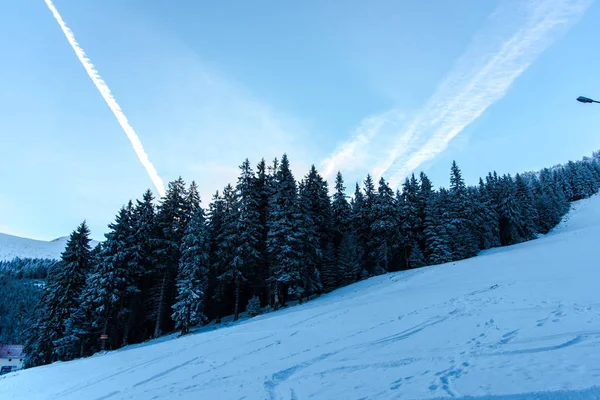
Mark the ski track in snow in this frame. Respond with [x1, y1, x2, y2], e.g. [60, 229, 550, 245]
[3, 196, 600, 399]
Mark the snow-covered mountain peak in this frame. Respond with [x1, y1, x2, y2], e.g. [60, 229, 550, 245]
[0, 233, 98, 261]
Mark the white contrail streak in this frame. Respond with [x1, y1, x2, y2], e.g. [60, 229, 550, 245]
[44, 0, 166, 198]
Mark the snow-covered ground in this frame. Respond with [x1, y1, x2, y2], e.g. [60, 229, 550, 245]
[0, 233, 99, 261]
[3, 196, 600, 399]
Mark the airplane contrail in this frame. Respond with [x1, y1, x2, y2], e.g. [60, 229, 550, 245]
[44, 0, 166, 198]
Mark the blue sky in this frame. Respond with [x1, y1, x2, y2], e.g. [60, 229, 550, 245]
[1, 0, 599, 241]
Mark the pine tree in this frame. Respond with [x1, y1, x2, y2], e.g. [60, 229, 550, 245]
[172, 207, 210, 335]
[151, 178, 189, 337]
[128, 189, 157, 344]
[207, 191, 226, 322]
[535, 169, 567, 233]
[401, 174, 420, 249]
[371, 177, 399, 273]
[297, 180, 321, 299]
[63, 268, 99, 359]
[233, 159, 262, 316]
[447, 161, 478, 259]
[25, 222, 92, 366]
[67, 242, 103, 357]
[408, 242, 426, 269]
[253, 159, 271, 305]
[497, 174, 522, 245]
[246, 296, 261, 317]
[416, 172, 434, 251]
[350, 183, 368, 277]
[83, 203, 139, 351]
[424, 190, 453, 265]
[266, 154, 303, 307]
[514, 173, 538, 240]
[331, 171, 351, 249]
[217, 183, 247, 321]
[186, 181, 201, 217]
[338, 232, 362, 285]
[471, 182, 500, 250]
[319, 241, 338, 292]
[352, 175, 378, 275]
[298, 165, 330, 296]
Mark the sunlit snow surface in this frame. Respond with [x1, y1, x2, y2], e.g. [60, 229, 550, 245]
[3, 196, 600, 399]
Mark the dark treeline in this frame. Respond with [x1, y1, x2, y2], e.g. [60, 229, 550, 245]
[0, 258, 54, 344]
[23, 151, 600, 367]
[0, 257, 58, 280]
[0, 276, 43, 344]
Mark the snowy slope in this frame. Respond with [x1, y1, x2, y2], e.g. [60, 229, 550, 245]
[3, 197, 600, 399]
[0, 233, 99, 261]
[0, 233, 70, 261]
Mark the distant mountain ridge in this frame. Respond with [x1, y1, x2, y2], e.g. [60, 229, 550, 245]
[0, 233, 99, 261]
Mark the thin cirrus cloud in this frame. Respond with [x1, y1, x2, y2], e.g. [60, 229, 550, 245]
[322, 0, 593, 189]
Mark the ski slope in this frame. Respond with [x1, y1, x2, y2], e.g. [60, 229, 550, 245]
[3, 196, 600, 399]
[0, 233, 99, 261]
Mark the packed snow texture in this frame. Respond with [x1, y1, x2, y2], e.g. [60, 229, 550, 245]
[0, 233, 98, 261]
[3, 196, 600, 399]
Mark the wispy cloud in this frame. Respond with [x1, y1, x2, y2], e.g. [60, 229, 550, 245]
[44, 0, 166, 197]
[134, 42, 313, 201]
[321, 109, 404, 180]
[322, 0, 592, 188]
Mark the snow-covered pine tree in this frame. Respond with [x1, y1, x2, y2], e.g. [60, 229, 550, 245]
[234, 159, 262, 314]
[298, 165, 330, 296]
[353, 175, 378, 275]
[447, 161, 478, 259]
[401, 174, 420, 250]
[60, 241, 103, 357]
[337, 231, 362, 285]
[253, 159, 271, 305]
[424, 189, 453, 265]
[555, 167, 574, 202]
[23, 302, 54, 368]
[207, 191, 226, 323]
[408, 242, 426, 269]
[496, 174, 522, 245]
[370, 177, 399, 273]
[331, 171, 351, 249]
[350, 183, 368, 277]
[471, 181, 500, 250]
[266, 154, 303, 308]
[62, 270, 99, 359]
[83, 203, 138, 351]
[128, 189, 158, 344]
[151, 177, 189, 337]
[416, 172, 434, 251]
[246, 295, 261, 317]
[534, 169, 563, 233]
[186, 181, 201, 217]
[172, 206, 210, 335]
[514, 173, 538, 241]
[217, 183, 247, 321]
[319, 241, 338, 292]
[25, 221, 92, 366]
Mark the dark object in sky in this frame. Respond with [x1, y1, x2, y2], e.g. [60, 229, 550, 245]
[577, 96, 599, 104]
